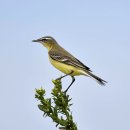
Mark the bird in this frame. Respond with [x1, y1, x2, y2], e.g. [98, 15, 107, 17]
[32, 36, 107, 92]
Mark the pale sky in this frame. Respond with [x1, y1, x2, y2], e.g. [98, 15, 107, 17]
[0, 0, 130, 130]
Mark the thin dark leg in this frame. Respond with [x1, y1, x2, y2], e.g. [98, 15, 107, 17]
[56, 71, 74, 80]
[64, 76, 75, 93]
[56, 74, 69, 80]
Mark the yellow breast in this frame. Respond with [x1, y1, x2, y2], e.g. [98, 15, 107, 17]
[49, 56, 85, 76]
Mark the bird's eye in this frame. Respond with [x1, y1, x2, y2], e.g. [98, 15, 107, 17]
[42, 38, 47, 42]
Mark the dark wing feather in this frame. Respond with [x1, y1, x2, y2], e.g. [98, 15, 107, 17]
[49, 51, 92, 72]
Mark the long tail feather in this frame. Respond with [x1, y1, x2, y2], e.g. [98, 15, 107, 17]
[87, 72, 107, 85]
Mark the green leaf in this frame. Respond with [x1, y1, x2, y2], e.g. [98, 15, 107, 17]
[35, 79, 78, 130]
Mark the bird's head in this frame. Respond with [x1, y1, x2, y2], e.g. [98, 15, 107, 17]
[32, 36, 57, 50]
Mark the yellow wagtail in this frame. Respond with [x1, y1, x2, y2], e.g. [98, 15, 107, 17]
[33, 36, 107, 92]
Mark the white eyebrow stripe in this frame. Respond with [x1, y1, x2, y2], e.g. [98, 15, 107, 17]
[44, 37, 52, 40]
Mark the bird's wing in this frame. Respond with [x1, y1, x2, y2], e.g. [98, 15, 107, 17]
[49, 51, 92, 72]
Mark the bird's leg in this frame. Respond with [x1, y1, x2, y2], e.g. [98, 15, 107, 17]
[56, 74, 68, 80]
[64, 76, 75, 93]
[56, 71, 74, 80]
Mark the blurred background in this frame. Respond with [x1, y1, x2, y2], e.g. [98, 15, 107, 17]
[0, 0, 130, 130]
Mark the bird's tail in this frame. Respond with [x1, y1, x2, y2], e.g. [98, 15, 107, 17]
[86, 71, 107, 86]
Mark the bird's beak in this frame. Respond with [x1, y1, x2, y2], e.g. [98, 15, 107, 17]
[32, 39, 41, 42]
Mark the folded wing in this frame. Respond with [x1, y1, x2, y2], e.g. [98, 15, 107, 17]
[49, 51, 92, 72]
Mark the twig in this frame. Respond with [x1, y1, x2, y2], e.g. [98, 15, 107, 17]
[35, 79, 78, 130]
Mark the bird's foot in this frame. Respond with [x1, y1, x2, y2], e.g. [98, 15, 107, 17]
[56, 75, 63, 81]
